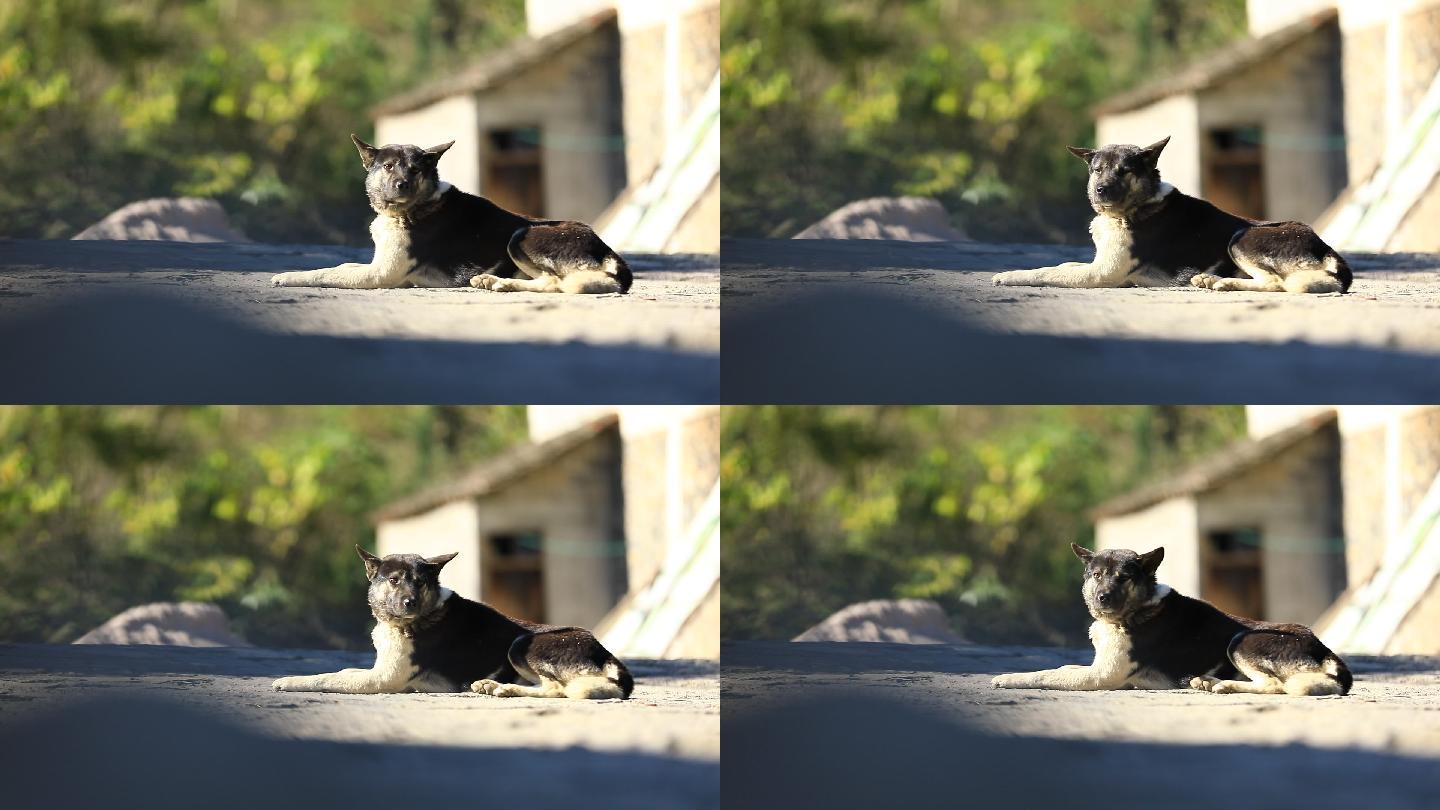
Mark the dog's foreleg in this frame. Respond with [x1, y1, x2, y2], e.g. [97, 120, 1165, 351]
[272, 667, 410, 694]
[992, 262, 1127, 289]
[271, 262, 411, 289]
[991, 663, 1126, 691]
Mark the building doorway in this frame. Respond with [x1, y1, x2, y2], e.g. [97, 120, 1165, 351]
[483, 127, 545, 217]
[1203, 127, 1265, 219]
[1202, 528, 1265, 619]
[484, 530, 545, 622]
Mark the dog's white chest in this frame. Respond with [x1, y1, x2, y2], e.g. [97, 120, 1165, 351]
[370, 216, 415, 276]
[1089, 620, 1133, 672]
[372, 623, 419, 685]
[1089, 215, 1137, 280]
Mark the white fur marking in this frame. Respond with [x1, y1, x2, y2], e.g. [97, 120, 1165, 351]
[991, 214, 1137, 288]
[271, 622, 419, 693]
[991, 619, 1136, 690]
[269, 215, 415, 289]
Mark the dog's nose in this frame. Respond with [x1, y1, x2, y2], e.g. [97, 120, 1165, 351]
[1097, 590, 1115, 605]
[1095, 183, 1111, 196]
[401, 596, 416, 610]
[394, 178, 409, 191]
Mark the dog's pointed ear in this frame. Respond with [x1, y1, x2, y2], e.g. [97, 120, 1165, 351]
[351, 134, 380, 170]
[1066, 145, 1096, 163]
[1071, 543, 1095, 563]
[423, 140, 455, 163]
[356, 545, 382, 579]
[424, 551, 459, 570]
[1138, 546, 1165, 575]
[1141, 136, 1170, 163]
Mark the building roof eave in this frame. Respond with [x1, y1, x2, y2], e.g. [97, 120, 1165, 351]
[1089, 410, 1338, 520]
[1091, 9, 1338, 119]
[372, 413, 620, 522]
[369, 10, 618, 119]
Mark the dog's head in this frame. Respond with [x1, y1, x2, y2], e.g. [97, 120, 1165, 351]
[350, 134, 454, 216]
[356, 546, 458, 623]
[1066, 137, 1169, 216]
[1070, 543, 1164, 621]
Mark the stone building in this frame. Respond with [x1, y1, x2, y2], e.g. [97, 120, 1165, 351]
[1092, 411, 1346, 626]
[372, 405, 720, 659]
[1094, 405, 1440, 654]
[369, 0, 719, 253]
[373, 415, 626, 629]
[1093, 0, 1440, 251]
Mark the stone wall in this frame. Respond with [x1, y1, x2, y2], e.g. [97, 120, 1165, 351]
[378, 434, 626, 630]
[1195, 427, 1345, 624]
[376, 27, 625, 223]
[1097, 497, 1202, 597]
[1195, 23, 1347, 223]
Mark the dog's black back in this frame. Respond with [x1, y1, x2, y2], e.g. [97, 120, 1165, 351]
[1125, 589, 1252, 683]
[407, 594, 534, 686]
[1128, 193, 1249, 281]
[403, 187, 531, 285]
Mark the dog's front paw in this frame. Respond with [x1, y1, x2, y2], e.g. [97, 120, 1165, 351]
[271, 273, 299, 287]
[1188, 676, 1218, 692]
[992, 271, 1024, 287]
[991, 673, 1022, 689]
[1189, 273, 1221, 290]
[272, 676, 303, 692]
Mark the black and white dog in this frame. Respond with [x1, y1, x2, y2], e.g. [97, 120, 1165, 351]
[992, 543, 1351, 696]
[271, 135, 632, 294]
[992, 137, 1351, 294]
[272, 547, 634, 699]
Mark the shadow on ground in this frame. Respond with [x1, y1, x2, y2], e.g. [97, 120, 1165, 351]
[725, 690, 1439, 810]
[1, 694, 717, 810]
[722, 238, 1440, 402]
[723, 285, 1440, 402]
[0, 289, 717, 402]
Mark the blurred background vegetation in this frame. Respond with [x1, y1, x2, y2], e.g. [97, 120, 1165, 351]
[0, 406, 526, 648]
[0, 0, 523, 243]
[721, 0, 1246, 242]
[721, 405, 1246, 645]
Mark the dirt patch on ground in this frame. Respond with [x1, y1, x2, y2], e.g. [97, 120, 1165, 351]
[723, 238, 1440, 401]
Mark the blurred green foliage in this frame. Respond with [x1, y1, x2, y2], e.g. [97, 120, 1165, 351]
[0, 0, 523, 243]
[721, 0, 1246, 241]
[0, 406, 526, 647]
[721, 406, 1247, 644]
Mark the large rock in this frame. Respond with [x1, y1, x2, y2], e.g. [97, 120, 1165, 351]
[73, 602, 250, 647]
[74, 198, 250, 242]
[793, 598, 967, 644]
[793, 197, 969, 242]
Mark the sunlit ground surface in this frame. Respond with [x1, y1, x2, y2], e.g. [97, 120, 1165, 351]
[0, 643, 718, 809]
[723, 640, 1440, 809]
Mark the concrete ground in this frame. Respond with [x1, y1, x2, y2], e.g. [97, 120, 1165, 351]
[723, 640, 1440, 810]
[723, 239, 1440, 402]
[0, 643, 718, 809]
[0, 240, 718, 402]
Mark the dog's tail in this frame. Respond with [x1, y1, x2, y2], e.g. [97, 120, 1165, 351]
[558, 255, 632, 295]
[1283, 253, 1350, 294]
[1282, 656, 1352, 696]
[563, 657, 634, 700]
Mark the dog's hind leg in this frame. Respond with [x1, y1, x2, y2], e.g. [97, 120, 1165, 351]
[470, 678, 566, 698]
